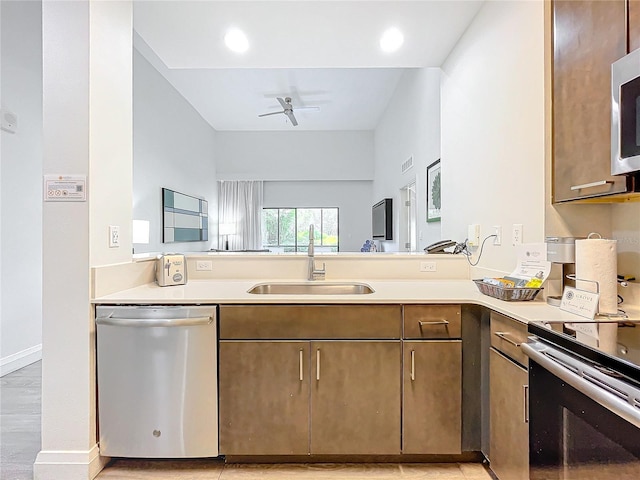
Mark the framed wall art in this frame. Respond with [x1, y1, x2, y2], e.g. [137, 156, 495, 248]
[427, 159, 441, 223]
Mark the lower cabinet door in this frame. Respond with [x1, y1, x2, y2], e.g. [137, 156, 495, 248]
[310, 341, 402, 454]
[403, 340, 462, 454]
[218, 341, 310, 455]
[489, 348, 529, 480]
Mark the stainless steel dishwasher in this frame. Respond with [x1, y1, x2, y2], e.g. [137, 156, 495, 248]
[95, 305, 218, 458]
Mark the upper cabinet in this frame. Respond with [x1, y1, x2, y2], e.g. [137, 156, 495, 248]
[629, 0, 640, 52]
[552, 0, 638, 202]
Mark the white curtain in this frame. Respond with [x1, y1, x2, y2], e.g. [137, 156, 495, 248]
[218, 181, 263, 250]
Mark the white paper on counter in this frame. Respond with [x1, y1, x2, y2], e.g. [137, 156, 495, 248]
[508, 243, 551, 283]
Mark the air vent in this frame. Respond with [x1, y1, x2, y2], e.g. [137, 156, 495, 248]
[401, 156, 414, 174]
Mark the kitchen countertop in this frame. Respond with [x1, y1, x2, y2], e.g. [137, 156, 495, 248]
[93, 279, 600, 325]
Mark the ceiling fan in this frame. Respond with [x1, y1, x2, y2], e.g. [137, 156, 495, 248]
[258, 97, 320, 126]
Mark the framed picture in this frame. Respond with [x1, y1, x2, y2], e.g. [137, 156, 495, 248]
[427, 159, 441, 222]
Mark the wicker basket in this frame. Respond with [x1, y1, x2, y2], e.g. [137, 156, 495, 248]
[473, 279, 543, 302]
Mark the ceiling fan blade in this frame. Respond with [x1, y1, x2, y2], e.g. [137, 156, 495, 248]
[258, 111, 284, 118]
[276, 97, 288, 109]
[285, 110, 298, 126]
[293, 106, 320, 112]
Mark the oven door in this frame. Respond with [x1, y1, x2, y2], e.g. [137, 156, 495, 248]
[522, 341, 640, 480]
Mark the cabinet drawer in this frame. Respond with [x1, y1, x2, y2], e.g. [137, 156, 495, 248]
[490, 312, 528, 366]
[403, 305, 461, 339]
[219, 305, 402, 339]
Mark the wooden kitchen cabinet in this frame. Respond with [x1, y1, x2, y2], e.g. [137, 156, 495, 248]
[629, 0, 640, 52]
[489, 348, 529, 480]
[218, 305, 403, 456]
[218, 341, 310, 455]
[403, 340, 462, 454]
[310, 341, 401, 454]
[218, 304, 465, 458]
[552, 0, 632, 202]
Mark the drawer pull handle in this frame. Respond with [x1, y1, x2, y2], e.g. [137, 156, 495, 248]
[299, 349, 304, 381]
[316, 349, 321, 381]
[494, 331, 521, 347]
[570, 180, 613, 191]
[418, 320, 449, 327]
[523, 384, 529, 423]
[410, 350, 415, 381]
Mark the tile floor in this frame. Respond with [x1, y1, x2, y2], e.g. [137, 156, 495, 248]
[98, 460, 492, 479]
[0, 362, 493, 480]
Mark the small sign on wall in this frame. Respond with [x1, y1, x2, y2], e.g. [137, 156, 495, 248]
[44, 175, 87, 202]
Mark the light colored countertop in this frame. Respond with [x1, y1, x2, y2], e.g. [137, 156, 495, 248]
[93, 279, 595, 325]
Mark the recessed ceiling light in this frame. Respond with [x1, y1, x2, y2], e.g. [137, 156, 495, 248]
[380, 27, 404, 53]
[224, 28, 249, 54]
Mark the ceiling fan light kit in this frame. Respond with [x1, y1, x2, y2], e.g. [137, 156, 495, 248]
[258, 96, 320, 127]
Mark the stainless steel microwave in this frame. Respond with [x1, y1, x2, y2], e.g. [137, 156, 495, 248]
[611, 48, 640, 175]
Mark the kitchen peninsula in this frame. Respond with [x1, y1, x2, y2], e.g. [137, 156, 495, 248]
[91, 253, 611, 474]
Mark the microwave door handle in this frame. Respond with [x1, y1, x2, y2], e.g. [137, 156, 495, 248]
[521, 343, 640, 429]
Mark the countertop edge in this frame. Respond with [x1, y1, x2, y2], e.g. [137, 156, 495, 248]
[92, 279, 592, 325]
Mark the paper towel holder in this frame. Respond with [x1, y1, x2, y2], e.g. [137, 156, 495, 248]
[565, 274, 600, 294]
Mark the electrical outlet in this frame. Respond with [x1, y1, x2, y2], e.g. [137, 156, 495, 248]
[109, 225, 120, 248]
[196, 260, 213, 271]
[420, 261, 437, 272]
[512, 224, 523, 246]
[493, 225, 502, 246]
[467, 224, 481, 247]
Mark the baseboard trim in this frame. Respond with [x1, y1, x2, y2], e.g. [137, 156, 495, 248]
[34, 445, 110, 480]
[0, 344, 42, 377]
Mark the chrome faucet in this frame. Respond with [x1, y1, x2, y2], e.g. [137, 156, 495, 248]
[307, 224, 326, 281]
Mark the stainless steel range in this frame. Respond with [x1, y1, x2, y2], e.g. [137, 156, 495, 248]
[523, 319, 640, 479]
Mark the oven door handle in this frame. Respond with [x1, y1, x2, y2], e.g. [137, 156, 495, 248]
[522, 342, 640, 429]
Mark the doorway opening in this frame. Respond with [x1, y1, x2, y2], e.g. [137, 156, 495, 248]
[400, 181, 417, 252]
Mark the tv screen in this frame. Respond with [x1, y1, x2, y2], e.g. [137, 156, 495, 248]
[372, 198, 392, 240]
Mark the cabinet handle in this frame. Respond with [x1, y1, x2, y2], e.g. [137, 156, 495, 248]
[418, 320, 449, 327]
[494, 331, 521, 348]
[523, 384, 529, 423]
[299, 349, 304, 381]
[570, 180, 613, 191]
[410, 350, 415, 381]
[316, 349, 321, 381]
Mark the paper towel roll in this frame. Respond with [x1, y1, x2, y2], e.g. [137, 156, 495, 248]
[575, 237, 618, 315]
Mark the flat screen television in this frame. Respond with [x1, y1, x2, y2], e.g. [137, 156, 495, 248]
[372, 198, 392, 240]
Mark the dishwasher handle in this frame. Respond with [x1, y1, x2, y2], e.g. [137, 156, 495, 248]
[96, 316, 213, 328]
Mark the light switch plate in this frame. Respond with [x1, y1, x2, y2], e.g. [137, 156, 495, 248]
[420, 261, 437, 272]
[196, 260, 213, 271]
[109, 225, 120, 248]
[512, 224, 523, 246]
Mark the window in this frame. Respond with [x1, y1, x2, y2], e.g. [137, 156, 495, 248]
[262, 208, 339, 252]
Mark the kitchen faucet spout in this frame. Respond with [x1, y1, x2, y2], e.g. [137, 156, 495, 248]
[307, 224, 325, 281]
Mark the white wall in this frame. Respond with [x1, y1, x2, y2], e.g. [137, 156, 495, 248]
[373, 68, 442, 252]
[0, 0, 43, 375]
[216, 131, 374, 181]
[441, 0, 545, 275]
[133, 49, 218, 254]
[263, 180, 373, 252]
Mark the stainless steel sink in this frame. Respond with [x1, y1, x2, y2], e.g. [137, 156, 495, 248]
[247, 282, 375, 295]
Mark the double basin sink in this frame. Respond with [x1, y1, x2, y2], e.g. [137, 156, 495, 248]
[248, 282, 374, 295]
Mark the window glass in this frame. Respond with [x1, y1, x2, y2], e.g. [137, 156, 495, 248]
[262, 207, 338, 252]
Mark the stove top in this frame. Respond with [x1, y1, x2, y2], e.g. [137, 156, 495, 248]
[528, 318, 640, 384]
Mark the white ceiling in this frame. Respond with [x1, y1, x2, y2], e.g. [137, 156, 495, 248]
[133, 0, 485, 131]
